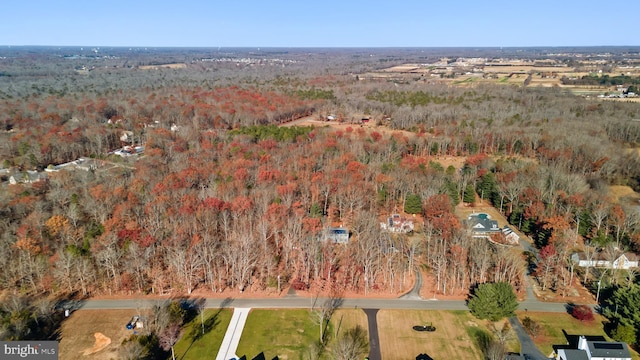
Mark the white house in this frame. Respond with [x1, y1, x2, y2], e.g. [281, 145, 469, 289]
[9, 170, 47, 185]
[571, 252, 639, 270]
[556, 336, 631, 360]
[380, 214, 414, 233]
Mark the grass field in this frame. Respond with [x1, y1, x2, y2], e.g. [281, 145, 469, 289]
[59, 309, 138, 360]
[328, 308, 369, 341]
[236, 309, 324, 360]
[172, 308, 232, 360]
[377, 310, 492, 360]
[234, 308, 367, 360]
[518, 311, 640, 359]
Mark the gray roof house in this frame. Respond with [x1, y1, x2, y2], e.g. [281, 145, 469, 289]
[556, 336, 631, 360]
[9, 170, 48, 185]
[467, 213, 520, 244]
[468, 213, 501, 235]
[322, 227, 350, 244]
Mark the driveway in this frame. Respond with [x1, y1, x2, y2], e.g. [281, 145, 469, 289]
[363, 309, 381, 360]
[509, 317, 551, 360]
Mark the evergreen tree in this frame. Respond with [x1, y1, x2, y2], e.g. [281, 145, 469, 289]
[404, 193, 422, 214]
[604, 284, 640, 345]
[463, 183, 476, 204]
[477, 172, 500, 205]
[309, 202, 322, 218]
[444, 178, 460, 205]
[468, 282, 518, 321]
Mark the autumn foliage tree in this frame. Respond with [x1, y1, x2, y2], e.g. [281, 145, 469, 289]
[571, 304, 595, 322]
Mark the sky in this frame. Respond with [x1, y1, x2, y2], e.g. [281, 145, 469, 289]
[1, 0, 638, 47]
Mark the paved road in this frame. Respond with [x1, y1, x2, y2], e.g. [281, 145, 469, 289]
[78, 297, 570, 312]
[363, 309, 381, 360]
[509, 317, 551, 359]
[399, 268, 423, 300]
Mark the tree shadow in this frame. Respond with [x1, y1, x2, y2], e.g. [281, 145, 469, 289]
[251, 352, 266, 360]
[561, 329, 606, 346]
[179, 298, 234, 360]
[468, 326, 493, 354]
[416, 354, 434, 360]
[565, 302, 576, 315]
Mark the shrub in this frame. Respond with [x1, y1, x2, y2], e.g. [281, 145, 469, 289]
[522, 316, 542, 338]
[571, 304, 595, 322]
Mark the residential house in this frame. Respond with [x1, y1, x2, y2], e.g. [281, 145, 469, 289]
[45, 157, 100, 172]
[9, 170, 47, 185]
[571, 252, 639, 270]
[468, 213, 501, 236]
[380, 214, 414, 233]
[467, 213, 520, 244]
[322, 227, 349, 244]
[556, 335, 631, 360]
[502, 226, 520, 244]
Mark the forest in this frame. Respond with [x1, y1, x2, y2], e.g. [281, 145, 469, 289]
[2, 47, 640, 345]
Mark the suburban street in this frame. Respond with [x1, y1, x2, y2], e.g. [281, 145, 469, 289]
[78, 295, 569, 312]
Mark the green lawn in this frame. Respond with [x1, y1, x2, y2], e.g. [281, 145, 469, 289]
[235, 308, 366, 360]
[518, 311, 640, 359]
[172, 308, 232, 360]
[236, 309, 323, 360]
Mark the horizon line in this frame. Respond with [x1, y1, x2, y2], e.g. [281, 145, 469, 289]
[2, 44, 640, 49]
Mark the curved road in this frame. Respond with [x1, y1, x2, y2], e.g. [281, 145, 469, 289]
[399, 268, 423, 300]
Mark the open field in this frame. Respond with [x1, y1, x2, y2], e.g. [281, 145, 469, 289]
[609, 185, 640, 205]
[518, 311, 640, 359]
[172, 308, 233, 360]
[377, 310, 492, 360]
[59, 309, 137, 360]
[482, 65, 572, 73]
[234, 308, 367, 360]
[138, 63, 187, 70]
[235, 308, 324, 359]
[329, 308, 369, 340]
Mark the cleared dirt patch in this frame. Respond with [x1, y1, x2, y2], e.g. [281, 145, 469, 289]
[377, 310, 484, 360]
[82, 333, 111, 356]
[59, 309, 136, 360]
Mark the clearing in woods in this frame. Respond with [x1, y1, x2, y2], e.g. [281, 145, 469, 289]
[59, 309, 135, 360]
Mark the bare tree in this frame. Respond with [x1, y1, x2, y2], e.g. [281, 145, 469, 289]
[159, 322, 181, 360]
[117, 340, 148, 360]
[330, 325, 368, 360]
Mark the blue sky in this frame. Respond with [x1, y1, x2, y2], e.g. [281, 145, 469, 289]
[1, 0, 638, 47]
